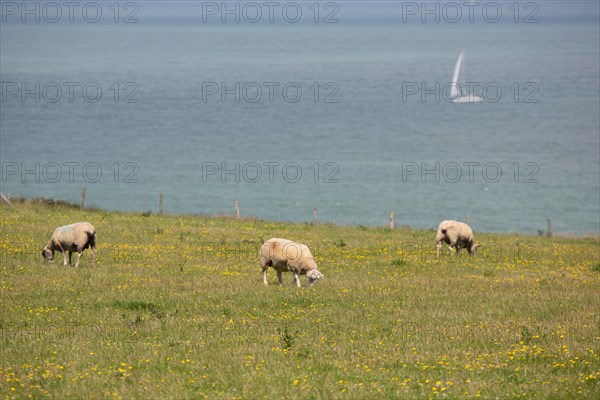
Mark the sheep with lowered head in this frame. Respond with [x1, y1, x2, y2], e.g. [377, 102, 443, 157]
[435, 220, 479, 258]
[42, 222, 96, 267]
[260, 238, 324, 287]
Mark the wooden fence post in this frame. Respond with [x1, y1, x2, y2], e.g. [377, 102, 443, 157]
[390, 211, 394, 229]
[235, 200, 240, 221]
[313, 208, 317, 225]
[0, 192, 13, 208]
[159, 193, 164, 214]
[547, 218, 552, 238]
[80, 187, 86, 210]
[466, 214, 470, 225]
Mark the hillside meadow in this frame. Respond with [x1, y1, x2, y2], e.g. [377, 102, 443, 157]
[0, 200, 598, 399]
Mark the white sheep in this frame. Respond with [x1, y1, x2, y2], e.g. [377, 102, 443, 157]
[42, 222, 96, 267]
[435, 220, 479, 257]
[260, 238, 324, 287]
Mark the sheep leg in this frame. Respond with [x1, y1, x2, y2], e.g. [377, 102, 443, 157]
[63, 251, 69, 267]
[75, 251, 82, 268]
[293, 273, 301, 288]
[69, 251, 73, 266]
[455, 246, 461, 256]
[277, 271, 283, 285]
[90, 235, 96, 261]
[262, 267, 268, 286]
[448, 245, 453, 256]
[435, 242, 442, 258]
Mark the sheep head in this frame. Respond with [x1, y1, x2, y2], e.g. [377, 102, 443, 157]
[468, 243, 482, 255]
[306, 270, 324, 285]
[41, 245, 54, 262]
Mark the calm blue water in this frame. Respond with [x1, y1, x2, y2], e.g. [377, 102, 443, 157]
[1, 1, 599, 235]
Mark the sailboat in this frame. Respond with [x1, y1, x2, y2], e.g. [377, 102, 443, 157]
[450, 49, 483, 103]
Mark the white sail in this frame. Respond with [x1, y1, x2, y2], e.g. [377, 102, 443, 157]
[450, 49, 484, 103]
[450, 49, 464, 100]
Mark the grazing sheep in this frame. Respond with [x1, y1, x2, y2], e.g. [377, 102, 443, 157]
[435, 220, 479, 257]
[260, 238, 324, 287]
[42, 222, 96, 267]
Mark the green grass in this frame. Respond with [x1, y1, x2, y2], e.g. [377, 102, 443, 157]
[1, 200, 599, 399]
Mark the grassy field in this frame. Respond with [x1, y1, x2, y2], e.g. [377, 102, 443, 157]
[1, 200, 598, 399]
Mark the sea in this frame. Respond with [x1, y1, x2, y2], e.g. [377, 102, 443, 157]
[1, 1, 599, 235]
